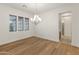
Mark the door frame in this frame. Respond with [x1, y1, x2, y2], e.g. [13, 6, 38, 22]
[58, 11, 72, 43]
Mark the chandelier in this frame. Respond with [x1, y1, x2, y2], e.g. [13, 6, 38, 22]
[31, 4, 42, 25]
[31, 14, 42, 25]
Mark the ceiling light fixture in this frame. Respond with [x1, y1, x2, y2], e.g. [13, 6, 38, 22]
[31, 4, 42, 25]
[22, 4, 27, 8]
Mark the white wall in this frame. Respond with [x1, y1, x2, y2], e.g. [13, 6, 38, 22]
[72, 7, 79, 47]
[35, 10, 59, 42]
[0, 5, 34, 45]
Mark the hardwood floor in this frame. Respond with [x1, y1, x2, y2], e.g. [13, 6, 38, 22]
[0, 37, 79, 55]
[61, 35, 72, 45]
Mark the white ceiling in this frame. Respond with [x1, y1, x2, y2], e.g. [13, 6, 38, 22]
[1, 3, 78, 14]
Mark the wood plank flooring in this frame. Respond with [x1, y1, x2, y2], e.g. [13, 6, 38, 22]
[61, 35, 72, 44]
[0, 36, 79, 55]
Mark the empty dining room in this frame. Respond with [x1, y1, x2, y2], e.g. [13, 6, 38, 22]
[0, 3, 79, 55]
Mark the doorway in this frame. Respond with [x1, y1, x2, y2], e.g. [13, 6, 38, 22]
[59, 12, 72, 45]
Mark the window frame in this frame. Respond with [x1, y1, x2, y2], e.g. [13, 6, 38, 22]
[9, 15, 17, 32]
[18, 16, 24, 31]
[24, 17, 29, 31]
[9, 15, 30, 32]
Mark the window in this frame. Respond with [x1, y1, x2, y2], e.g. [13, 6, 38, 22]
[24, 18, 29, 31]
[9, 15, 29, 32]
[18, 16, 24, 31]
[9, 15, 17, 32]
